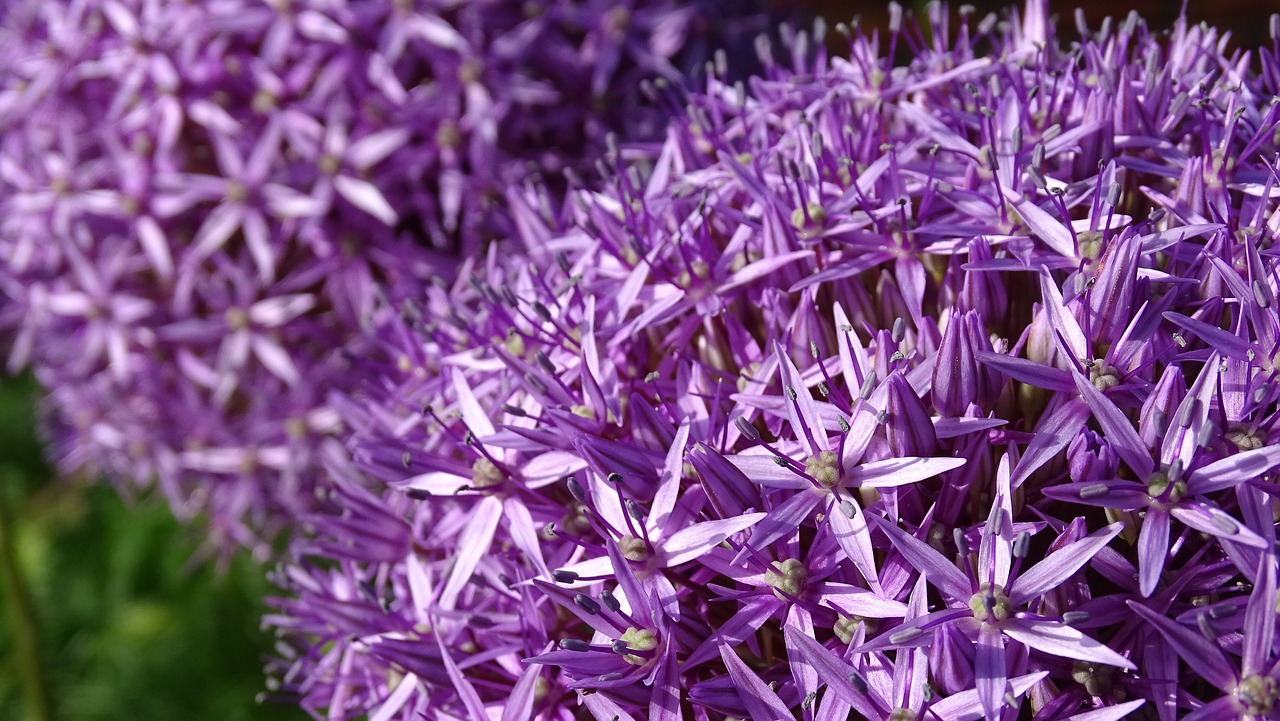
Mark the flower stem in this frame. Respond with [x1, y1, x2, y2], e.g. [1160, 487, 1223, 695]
[0, 476, 53, 721]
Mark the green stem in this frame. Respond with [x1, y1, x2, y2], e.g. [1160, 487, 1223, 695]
[0, 476, 53, 721]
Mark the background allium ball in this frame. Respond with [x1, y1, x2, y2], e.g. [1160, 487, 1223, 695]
[265, 2, 1280, 720]
[0, 0, 761, 554]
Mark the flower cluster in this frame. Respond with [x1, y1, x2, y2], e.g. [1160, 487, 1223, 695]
[263, 3, 1280, 719]
[0, 0, 755, 553]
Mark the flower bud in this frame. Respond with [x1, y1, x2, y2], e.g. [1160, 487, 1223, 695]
[960, 237, 1008, 327]
[1085, 230, 1141, 344]
[933, 310, 1003, 416]
[1140, 364, 1184, 448]
[1067, 429, 1118, 484]
[883, 371, 937, 457]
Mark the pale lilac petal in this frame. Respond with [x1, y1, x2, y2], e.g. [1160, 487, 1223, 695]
[582, 694, 638, 721]
[686, 598, 777, 667]
[929, 672, 1049, 721]
[503, 496, 548, 577]
[719, 644, 795, 721]
[439, 495, 502, 610]
[135, 216, 173, 279]
[1163, 311, 1257, 362]
[500, 667, 540, 721]
[664, 513, 765, 567]
[1137, 509, 1170, 598]
[976, 623, 1006, 721]
[1160, 357, 1218, 469]
[816, 582, 908, 618]
[721, 249, 812, 292]
[775, 340, 828, 454]
[1074, 370, 1154, 478]
[1003, 188, 1076, 257]
[190, 202, 243, 259]
[436, 634, 487, 719]
[872, 517, 971, 601]
[1170, 502, 1269, 548]
[333, 174, 398, 224]
[1011, 522, 1123, 605]
[347, 128, 410, 170]
[250, 335, 300, 385]
[727, 453, 803, 489]
[1009, 398, 1091, 488]
[651, 422, 690, 528]
[1002, 619, 1136, 669]
[1127, 602, 1235, 690]
[368, 672, 419, 721]
[825, 496, 882, 593]
[735, 492, 821, 561]
[1243, 555, 1277, 676]
[781, 626, 879, 719]
[1182, 697, 1241, 721]
[449, 367, 496, 438]
[1067, 700, 1146, 721]
[648, 641, 682, 721]
[847, 456, 966, 489]
[1190, 445, 1280, 494]
[398, 471, 471, 496]
[241, 208, 275, 282]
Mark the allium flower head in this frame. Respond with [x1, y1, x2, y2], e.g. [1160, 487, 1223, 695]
[0, 0, 761, 552]
[261, 2, 1280, 719]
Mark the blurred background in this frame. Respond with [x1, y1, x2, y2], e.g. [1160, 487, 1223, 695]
[0, 0, 1274, 719]
[0, 374, 301, 721]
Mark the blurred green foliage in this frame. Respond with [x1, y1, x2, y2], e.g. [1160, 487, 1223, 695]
[0, 375, 303, 721]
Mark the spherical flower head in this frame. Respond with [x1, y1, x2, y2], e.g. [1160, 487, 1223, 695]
[265, 2, 1280, 720]
[0, 0, 764, 554]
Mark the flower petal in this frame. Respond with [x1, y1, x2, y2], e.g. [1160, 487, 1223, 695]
[720, 644, 795, 721]
[1137, 509, 1170, 598]
[976, 624, 1007, 721]
[871, 516, 971, 602]
[1002, 619, 1135, 669]
[781, 626, 880, 719]
[1126, 601, 1235, 690]
[664, 513, 765, 567]
[847, 456, 966, 489]
[334, 174, 398, 224]
[1011, 523, 1124, 605]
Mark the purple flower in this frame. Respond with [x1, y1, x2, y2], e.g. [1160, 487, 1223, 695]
[252, 2, 1280, 719]
[0, 0, 760, 553]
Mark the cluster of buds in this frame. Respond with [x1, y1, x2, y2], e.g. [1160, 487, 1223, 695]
[264, 3, 1280, 720]
[0, 0, 755, 553]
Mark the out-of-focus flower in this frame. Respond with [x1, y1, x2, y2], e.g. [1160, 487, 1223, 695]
[0, 0, 762, 554]
[254, 1, 1280, 719]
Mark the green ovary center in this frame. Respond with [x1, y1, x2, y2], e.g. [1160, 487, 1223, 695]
[618, 535, 648, 562]
[765, 558, 807, 599]
[1088, 363, 1120, 391]
[471, 457, 503, 488]
[1236, 676, 1278, 715]
[805, 450, 840, 489]
[833, 614, 863, 644]
[618, 627, 658, 666]
[969, 583, 1011, 622]
[1146, 470, 1186, 504]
